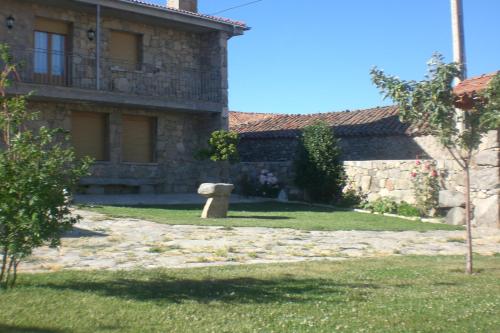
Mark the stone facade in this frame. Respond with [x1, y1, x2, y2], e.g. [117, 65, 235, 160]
[233, 131, 499, 228]
[31, 101, 221, 194]
[1, 0, 227, 104]
[1, 0, 244, 193]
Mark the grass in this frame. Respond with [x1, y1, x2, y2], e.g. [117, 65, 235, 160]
[82, 202, 461, 232]
[0, 256, 498, 332]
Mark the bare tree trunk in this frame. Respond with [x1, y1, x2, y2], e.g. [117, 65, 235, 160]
[0, 246, 8, 286]
[464, 165, 473, 274]
[10, 258, 19, 289]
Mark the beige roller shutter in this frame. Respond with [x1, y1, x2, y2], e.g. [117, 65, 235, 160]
[109, 30, 141, 67]
[122, 115, 156, 163]
[34, 17, 70, 35]
[71, 111, 109, 161]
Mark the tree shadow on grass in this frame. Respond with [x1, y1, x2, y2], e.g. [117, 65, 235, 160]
[101, 202, 337, 214]
[0, 324, 69, 333]
[227, 215, 292, 220]
[31, 276, 378, 305]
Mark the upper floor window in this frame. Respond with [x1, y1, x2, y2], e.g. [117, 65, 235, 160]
[109, 30, 142, 70]
[33, 17, 70, 84]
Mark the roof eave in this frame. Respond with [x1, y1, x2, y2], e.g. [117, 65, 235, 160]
[74, 0, 248, 36]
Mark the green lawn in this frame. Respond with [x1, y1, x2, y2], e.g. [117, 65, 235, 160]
[84, 202, 461, 232]
[1, 256, 498, 333]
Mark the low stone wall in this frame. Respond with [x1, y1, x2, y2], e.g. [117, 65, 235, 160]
[233, 130, 499, 228]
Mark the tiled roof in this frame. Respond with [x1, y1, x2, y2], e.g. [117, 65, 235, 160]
[232, 106, 413, 138]
[454, 72, 498, 96]
[229, 111, 278, 128]
[119, 0, 247, 28]
[232, 72, 499, 139]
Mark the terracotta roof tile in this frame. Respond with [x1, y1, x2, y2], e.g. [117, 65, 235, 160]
[229, 111, 278, 128]
[454, 71, 498, 96]
[119, 0, 247, 28]
[233, 72, 499, 139]
[232, 106, 413, 138]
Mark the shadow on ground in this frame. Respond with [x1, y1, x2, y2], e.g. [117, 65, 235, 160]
[84, 202, 336, 213]
[227, 215, 291, 220]
[63, 227, 108, 238]
[29, 276, 379, 305]
[0, 324, 69, 333]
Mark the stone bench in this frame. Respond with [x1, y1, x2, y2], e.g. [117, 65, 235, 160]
[79, 177, 162, 194]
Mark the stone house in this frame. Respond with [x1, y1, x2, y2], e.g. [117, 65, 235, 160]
[230, 73, 499, 228]
[1, 0, 247, 194]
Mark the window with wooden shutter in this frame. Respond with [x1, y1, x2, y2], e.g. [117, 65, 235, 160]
[122, 115, 156, 163]
[33, 17, 70, 85]
[109, 30, 142, 69]
[71, 112, 109, 161]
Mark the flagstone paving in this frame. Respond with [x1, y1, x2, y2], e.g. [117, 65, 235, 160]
[21, 209, 500, 273]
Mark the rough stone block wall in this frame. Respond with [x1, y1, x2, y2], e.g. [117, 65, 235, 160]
[0, 0, 224, 101]
[234, 131, 499, 228]
[30, 101, 221, 193]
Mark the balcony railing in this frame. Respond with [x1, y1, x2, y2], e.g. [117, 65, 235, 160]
[7, 48, 222, 104]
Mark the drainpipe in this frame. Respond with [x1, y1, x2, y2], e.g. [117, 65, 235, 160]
[96, 4, 101, 90]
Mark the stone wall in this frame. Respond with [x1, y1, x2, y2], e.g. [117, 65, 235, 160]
[31, 101, 222, 194]
[234, 131, 499, 228]
[0, 0, 225, 103]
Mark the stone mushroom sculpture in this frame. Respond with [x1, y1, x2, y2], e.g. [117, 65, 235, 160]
[197, 183, 234, 218]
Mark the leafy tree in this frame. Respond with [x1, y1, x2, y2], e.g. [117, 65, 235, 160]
[371, 54, 500, 274]
[197, 130, 239, 163]
[294, 121, 345, 203]
[0, 44, 91, 289]
[196, 130, 239, 182]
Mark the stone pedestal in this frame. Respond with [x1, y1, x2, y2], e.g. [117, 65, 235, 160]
[198, 183, 234, 218]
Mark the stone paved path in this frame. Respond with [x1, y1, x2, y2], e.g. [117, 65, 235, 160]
[21, 210, 500, 273]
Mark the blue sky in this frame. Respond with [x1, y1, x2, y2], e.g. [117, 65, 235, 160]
[151, 0, 500, 114]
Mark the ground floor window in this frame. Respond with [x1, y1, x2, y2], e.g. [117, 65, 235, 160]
[122, 115, 157, 163]
[71, 111, 109, 161]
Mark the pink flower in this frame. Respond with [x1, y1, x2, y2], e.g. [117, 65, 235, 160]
[411, 172, 417, 178]
[431, 170, 438, 177]
[415, 160, 421, 166]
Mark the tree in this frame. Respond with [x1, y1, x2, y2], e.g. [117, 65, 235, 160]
[371, 54, 500, 274]
[294, 121, 345, 203]
[0, 44, 91, 289]
[196, 130, 239, 182]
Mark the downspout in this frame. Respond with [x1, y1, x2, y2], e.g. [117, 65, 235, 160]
[96, 4, 101, 90]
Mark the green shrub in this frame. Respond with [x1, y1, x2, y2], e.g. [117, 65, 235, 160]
[294, 121, 345, 203]
[0, 44, 91, 289]
[196, 130, 239, 163]
[336, 188, 364, 208]
[397, 201, 422, 217]
[364, 197, 398, 214]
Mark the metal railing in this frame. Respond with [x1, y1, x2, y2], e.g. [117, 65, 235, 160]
[6, 48, 222, 104]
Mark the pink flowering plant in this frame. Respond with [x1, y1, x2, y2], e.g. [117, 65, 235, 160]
[410, 159, 440, 215]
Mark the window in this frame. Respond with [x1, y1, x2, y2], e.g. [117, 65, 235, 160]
[33, 17, 70, 84]
[109, 30, 142, 69]
[122, 115, 156, 163]
[71, 112, 110, 161]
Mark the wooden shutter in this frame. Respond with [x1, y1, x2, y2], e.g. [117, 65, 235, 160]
[109, 31, 141, 67]
[122, 115, 156, 163]
[71, 112, 109, 161]
[34, 17, 70, 35]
